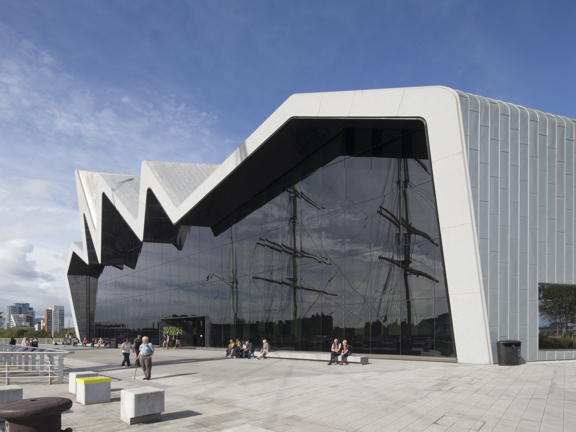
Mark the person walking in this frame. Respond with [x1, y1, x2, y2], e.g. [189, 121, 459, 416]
[133, 334, 143, 367]
[31, 336, 39, 348]
[174, 332, 181, 349]
[162, 333, 169, 349]
[120, 338, 131, 368]
[136, 336, 154, 380]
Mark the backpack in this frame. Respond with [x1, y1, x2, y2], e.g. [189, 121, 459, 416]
[347, 345, 353, 355]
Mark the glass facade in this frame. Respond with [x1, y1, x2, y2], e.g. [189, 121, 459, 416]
[538, 283, 576, 350]
[95, 123, 455, 357]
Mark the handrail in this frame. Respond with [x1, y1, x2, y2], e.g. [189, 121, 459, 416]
[0, 345, 74, 353]
[0, 344, 73, 384]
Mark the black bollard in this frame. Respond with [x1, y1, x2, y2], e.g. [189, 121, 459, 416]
[0, 397, 73, 432]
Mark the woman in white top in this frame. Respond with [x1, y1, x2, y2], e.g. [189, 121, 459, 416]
[120, 338, 131, 367]
[21, 337, 31, 347]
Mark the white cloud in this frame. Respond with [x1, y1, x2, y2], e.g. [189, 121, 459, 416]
[0, 23, 232, 319]
[0, 239, 53, 282]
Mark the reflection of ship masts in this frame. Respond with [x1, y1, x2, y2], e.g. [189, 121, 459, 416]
[231, 229, 239, 324]
[377, 207, 438, 246]
[288, 187, 325, 211]
[377, 256, 439, 282]
[290, 193, 299, 326]
[208, 233, 239, 325]
[252, 276, 337, 296]
[256, 238, 331, 265]
[256, 187, 332, 333]
[399, 154, 413, 340]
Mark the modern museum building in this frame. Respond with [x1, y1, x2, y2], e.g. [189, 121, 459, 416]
[66, 86, 576, 364]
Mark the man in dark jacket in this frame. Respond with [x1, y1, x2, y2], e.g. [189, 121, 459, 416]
[133, 334, 143, 366]
[243, 340, 254, 359]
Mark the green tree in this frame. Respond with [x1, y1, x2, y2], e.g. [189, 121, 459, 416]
[539, 284, 576, 337]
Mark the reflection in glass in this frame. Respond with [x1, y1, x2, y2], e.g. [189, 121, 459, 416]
[94, 123, 455, 357]
[538, 283, 576, 349]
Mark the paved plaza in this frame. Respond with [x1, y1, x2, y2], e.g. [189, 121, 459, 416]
[2, 346, 575, 432]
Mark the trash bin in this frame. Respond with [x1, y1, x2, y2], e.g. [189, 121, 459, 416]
[497, 340, 521, 365]
[109, 338, 117, 349]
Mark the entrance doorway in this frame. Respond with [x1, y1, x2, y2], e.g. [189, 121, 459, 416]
[159, 316, 205, 347]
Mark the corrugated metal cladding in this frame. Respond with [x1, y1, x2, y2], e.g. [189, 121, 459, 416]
[457, 90, 576, 362]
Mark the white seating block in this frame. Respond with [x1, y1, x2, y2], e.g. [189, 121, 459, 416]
[0, 385, 23, 404]
[69, 371, 99, 394]
[121, 387, 165, 425]
[76, 376, 111, 405]
[265, 351, 369, 364]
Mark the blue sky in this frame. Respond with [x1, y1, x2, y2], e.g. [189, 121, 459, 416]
[0, 0, 575, 325]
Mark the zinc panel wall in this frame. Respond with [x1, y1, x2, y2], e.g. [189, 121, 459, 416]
[457, 90, 576, 362]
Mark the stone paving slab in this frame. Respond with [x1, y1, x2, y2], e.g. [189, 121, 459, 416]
[0, 345, 574, 431]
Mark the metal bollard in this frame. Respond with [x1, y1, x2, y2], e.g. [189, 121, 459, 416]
[0, 397, 73, 431]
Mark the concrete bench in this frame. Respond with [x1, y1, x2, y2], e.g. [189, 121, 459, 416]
[121, 387, 165, 425]
[76, 376, 111, 405]
[264, 350, 368, 365]
[0, 385, 23, 404]
[69, 371, 99, 394]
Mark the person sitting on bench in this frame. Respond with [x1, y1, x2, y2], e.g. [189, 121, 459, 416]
[339, 340, 353, 365]
[257, 339, 269, 359]
[243, 340, 254, 359]
[226, 339, 235, 357]
[328, 338, 342, 365]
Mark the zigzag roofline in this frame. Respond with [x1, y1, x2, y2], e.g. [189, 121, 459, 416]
[68, 85, 576, 364]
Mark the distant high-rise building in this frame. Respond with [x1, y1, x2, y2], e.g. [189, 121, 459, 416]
[4, 303, 35, 329]
[44, 306, 64, 333]
[44, 309, 53, 331]
[52, 306, 64, 332]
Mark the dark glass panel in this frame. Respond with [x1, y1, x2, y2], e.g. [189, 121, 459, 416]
[538, 283, 576, 350]
[321, 157, 346, 213]
[199, 227, 211, 253]
[343, 303, 371, 354]
[322, 209, 346, 258]
[410, 299, 435, 355]
[345, 201, 372, 256]
[300, 216, 323, 262]
[434, 297, 455, 356]
[345, 155, 372, 206]
[299, 158, 324, 222]
[90, 123, 454, 356]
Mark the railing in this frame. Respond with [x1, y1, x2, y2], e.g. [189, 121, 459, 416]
[0, 338, 70, 345]
[0, 345, 73, 384]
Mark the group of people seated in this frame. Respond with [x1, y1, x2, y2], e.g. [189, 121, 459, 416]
[328, 338, 353, 365]
[80, 337, 108, 348]
[20, 336, 39, 347]
[225, 339, 270, 360]
[226, 339, 255, 358]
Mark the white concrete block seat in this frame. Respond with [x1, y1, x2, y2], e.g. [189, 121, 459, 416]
[68, 371, 98, 394]
[76, 376, 111, 405]
[121, 387, 165, 425]
[264, 351, 368, 365]
[0, 385, 23, 404]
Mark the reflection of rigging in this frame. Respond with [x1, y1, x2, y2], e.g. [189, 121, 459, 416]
[207, 230, 239, 324]
[253, 187, 336, 331]
[376, 136, 438, 343]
